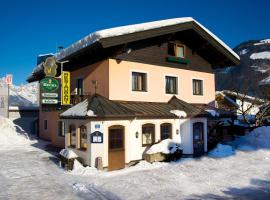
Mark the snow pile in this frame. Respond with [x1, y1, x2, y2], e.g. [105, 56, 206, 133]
[170, 110, 187, 118]
[238, 49, 248, 55]
[71, 159, 99, 176]
[61, 99, 96, 117]
[56, 17, 239, 61]
[59, 149, 78, 159]
[205, 109, 219, 117]
[250, 51, 270, 60]
[235, 126, 270, 149]
[0, 116, 33, 148]
[208, 144, 235, 158]
[146, 139, 182, 154]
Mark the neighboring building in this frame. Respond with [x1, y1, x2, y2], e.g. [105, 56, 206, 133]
[216, 90, 265, 120]
[27, 17, 240, 170]
[9, 106, 39, 135]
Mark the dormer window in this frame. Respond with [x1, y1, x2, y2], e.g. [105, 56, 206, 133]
[168, 43, 185, 58]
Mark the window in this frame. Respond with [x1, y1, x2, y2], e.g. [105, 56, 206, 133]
[132, 72, 147, 92]
[168, 43, 185, 58]
[165, 76, 178, 94]
[193, 79, 203, 95]
[160, 123, 172, 140]
[76, 78, 84, 95]
[58, 121, 65, 137]
[80, 125, 87, 150]
[69, 125, 76, 147]
[142, 124, 155, 146]
[44, 120, 48, 130]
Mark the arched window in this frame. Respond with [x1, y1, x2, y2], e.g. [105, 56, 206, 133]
[80, 125, 87, 150]
[160, 123, 172, 140]
[69, 125, 76, 147]
[142, 123, 155, 146]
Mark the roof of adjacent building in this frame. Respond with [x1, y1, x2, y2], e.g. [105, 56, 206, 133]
[27, 17, 240, 82]
[60, 94, 215, 119]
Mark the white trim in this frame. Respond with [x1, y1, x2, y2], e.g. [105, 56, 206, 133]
[57, 120, 65, 138]
[192, 78, 204, 96]
[130, 69, 149, 93]
[163, 74, 179, 95]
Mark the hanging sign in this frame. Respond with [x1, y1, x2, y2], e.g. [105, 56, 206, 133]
[40, 77, 60, 105]
[61, 71, 70, 105]
[43, 57, 58, 77]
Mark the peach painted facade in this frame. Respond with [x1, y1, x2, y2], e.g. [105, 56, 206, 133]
[39, 110, 64, 147]
[70, 60, 109, 97]
[108, 59, 215, 104]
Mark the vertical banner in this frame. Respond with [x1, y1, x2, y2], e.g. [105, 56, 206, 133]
[61, 71, 70, 105]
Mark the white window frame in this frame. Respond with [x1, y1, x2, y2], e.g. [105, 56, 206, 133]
[164, 74, 179, 95]
[192, 78, 204, 96]
[130, 70, 149, 93]
[57, 121, 65, 138]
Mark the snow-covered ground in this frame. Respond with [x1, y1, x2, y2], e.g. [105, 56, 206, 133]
[1, 116, 270, 199]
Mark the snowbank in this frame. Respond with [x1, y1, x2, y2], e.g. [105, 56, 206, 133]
[71, 159, 99, 176]
[234, 126, 270, 149]
[146, 139, 182, 154]
[208, 144, 235, 158]
[0, 116, 33, 149]
[59, 149, 78, 159]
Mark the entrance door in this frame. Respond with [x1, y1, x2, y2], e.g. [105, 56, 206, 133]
[193, 122, 204, 157]
[108, 126, 125, 171]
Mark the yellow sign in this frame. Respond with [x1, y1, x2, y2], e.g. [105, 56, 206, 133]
[61, 71, 70, 105]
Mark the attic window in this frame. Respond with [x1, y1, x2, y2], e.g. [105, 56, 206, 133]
[168, 43, 185, 58]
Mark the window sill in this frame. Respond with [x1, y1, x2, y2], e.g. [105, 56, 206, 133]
[68, 145, 76, 148]
[166, 56, 190, 64]
[132, 90, 148, 92]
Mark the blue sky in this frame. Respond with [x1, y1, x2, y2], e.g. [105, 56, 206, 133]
[0, 0, 269, 84]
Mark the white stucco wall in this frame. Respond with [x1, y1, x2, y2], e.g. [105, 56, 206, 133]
[63, 117, 207, 168]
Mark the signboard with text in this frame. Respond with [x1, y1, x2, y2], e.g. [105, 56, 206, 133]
[40, 77, 60, 105]
[91, 131, 103, 143]
[61, 71, 70, 105]
[5, 74, 13, 85]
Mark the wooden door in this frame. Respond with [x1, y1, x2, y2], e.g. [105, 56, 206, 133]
[108, 126, 125, 171]
[193, 122, 204, 157]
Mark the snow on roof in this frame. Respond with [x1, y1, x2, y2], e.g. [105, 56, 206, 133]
[60, 99, 96, 117]
[170, 110, 187, 118]
[146, 139, 182, 155]
[216, 91, 239, 107]
[219, 90, 265, 104]
[59, 149, 78, 159]
[250, 51, 270, 60]
[254, 39, 270, 46]
[205, 109, 220, 117]
[259, 76, 270, 85]
[55, 17, 239, 61]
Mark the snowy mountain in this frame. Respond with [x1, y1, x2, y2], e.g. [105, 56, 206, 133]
[215, 38, 270, 98]
[0, 77, 39, 106]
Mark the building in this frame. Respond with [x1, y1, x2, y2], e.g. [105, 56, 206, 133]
[27, 17, 240, 170]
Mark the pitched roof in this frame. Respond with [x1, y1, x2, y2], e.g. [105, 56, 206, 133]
[55, 17, 239, 61]
[60, 94, 210, 119]
[60, 94, 136, 118]
[27, 17, 240, 82]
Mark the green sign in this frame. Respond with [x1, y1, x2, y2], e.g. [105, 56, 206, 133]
[40, 77, 59, 92]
